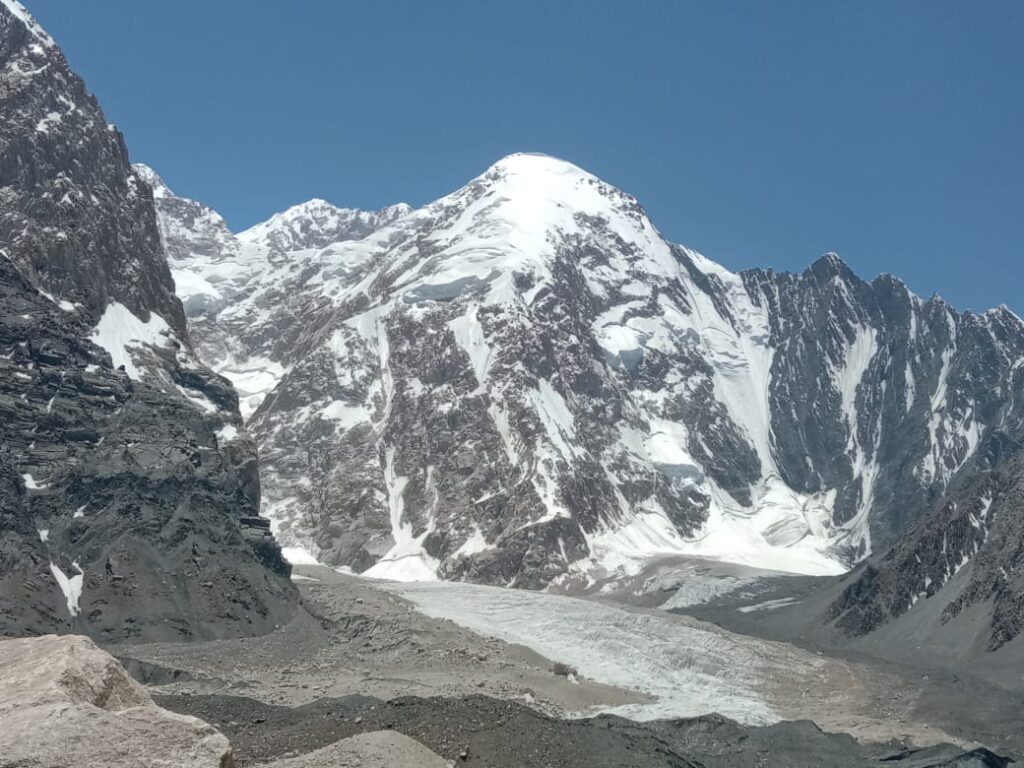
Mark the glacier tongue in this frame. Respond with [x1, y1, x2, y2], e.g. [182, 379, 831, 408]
[388, 579, 826, 724]
[148, 152, 1024, 589]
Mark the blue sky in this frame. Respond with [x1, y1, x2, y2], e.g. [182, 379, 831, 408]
[29, 1, 1023, 313]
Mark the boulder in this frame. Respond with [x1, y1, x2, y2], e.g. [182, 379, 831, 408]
[0, 634, 233, 768]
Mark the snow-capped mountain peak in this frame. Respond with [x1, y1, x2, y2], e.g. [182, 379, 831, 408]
[333, 151, 688, 319]
[474, 153, 669, 258]
[454, 153, 667, 259]
[131, 162, 174, 200]
[0, 0, 55, 48]
[147, 154, 1024, 608]
[238, 197, 413, 252]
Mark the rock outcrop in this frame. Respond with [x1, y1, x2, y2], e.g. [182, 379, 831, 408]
[0, 634, 233, 768]
[0, 0, 297, 642]
[829, 445, 1024, 650]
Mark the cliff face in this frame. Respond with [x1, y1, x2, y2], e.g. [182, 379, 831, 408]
[0, 2, 183, 335]
[0, 0, 297, 643]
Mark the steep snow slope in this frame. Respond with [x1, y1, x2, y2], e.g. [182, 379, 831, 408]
[155, 153, 1024, 603]
[135, 164, 410, 419]
[133, 164, 250, 314]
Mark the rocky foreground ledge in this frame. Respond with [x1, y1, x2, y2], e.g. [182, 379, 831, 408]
[2, 629, 1013, 768]
[0, 634, 448, 768]
[0, 634, 231, 768]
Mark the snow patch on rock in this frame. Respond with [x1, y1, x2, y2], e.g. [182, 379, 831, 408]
[90, 302, 172, 380]
[48, 561, 83, 617]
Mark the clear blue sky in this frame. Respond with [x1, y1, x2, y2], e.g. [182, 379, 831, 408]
[28, 1, 1023, 313]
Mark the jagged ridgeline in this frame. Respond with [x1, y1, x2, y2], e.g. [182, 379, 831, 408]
[0, 0, 297, 642]
[2, 0, 1022, 659]
[152, 132, 1024, 652]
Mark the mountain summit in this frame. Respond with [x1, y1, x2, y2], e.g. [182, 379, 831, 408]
[237, 198, 412, 253]
[149, 149, 1024, 645]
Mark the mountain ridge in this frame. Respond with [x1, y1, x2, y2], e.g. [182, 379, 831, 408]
[237, 197, 413, 253]
[148, 151, 1024, 635]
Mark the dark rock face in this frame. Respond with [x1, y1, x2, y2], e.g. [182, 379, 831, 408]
[821, 306, 1024, 649]
[0, 5, 184, 336]
[0, 1, 296, 642]
[0, 262, 295, 642]
[829, 446, 1024, 650]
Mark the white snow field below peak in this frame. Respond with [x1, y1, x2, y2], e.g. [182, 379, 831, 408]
[388, 580, 830, 725]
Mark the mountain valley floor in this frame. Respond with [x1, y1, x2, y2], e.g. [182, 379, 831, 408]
[119, 566, 1022, 765]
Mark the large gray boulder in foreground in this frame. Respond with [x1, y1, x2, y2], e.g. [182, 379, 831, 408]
[0, 634, 233, 768]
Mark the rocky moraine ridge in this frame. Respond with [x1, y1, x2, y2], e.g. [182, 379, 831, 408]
[0, 0, 296, 641]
